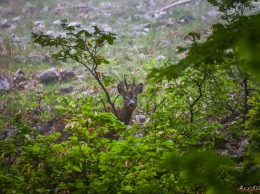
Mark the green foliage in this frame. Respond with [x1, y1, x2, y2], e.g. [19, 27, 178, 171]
[145, 1, 260, 193]
[1, 100, 240, 194]
[147, 13, 260, 81]
[208, 0, 257, 22]
[2, 1, 260, 193]
[163, 150, 236, 194]
[144, 58, 157, 71]
[0, 103, 174, 193]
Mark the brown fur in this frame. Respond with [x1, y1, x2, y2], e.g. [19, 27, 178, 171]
[52, 116, 71, 141]
[117, 83, 143, 125]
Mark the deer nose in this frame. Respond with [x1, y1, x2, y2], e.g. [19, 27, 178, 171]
[129, 100, 136, 107]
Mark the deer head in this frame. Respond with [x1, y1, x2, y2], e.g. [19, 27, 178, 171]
[117, 79, 143, 125]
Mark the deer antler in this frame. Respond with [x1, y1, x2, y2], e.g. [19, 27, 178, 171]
[132, 79, 135, 91]
[124, 75, 129, 92]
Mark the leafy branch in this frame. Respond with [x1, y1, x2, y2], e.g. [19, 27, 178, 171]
[32, 20, 118, 117]
[183, 66, 208, 123]
[208, 0, 257, 22]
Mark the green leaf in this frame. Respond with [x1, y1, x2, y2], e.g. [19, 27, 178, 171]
[103, 74, 114, 87]
[106, 35, 114, 45]
[84, 31, 92, 38]
[102, 58, 109, 64]
[55, 106, 64, 110]
[76, 29, 85, 38]
[73, 165, 82, 172]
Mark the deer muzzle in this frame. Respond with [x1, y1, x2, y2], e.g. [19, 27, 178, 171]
[129, 100, 136, 108]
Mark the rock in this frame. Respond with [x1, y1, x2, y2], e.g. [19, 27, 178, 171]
[14, 69, 25, 75]
[13, 69, 26, 85]
[12, 16, 21, 23]
[143, 23, 151, 28]
[177, 15, 194, 23]
[4, 7, 15, 15]
[143, 28, 150, 33]
[24, 83, 34, 90]
[1, 19, 12, 29]
[224, 142, 232, 149]
[135, 114, 146, 123]
[132, 31, 147, 36]
[14, 55, 26, 63]
[34, 20, 45, 26]
[0, 72, 13, 91]
[77, 75, 85, 83]
[58, 2, 72, 7]
[154, 11, 168, 20]
[155, 55, 165, 61]
[83, 89, 95, 96]
[16, 81, 27, 90]
[60, 85, 74, 93]
[20, 36, 28, 42]
[133, 25, 143, 31]
[53, 8, 64, 15]
[46, 30, 56, 37]
[68, 22, 81, 27]
[28, 53, 43, 63]
[7, 128, 17, 137]
[164, 19, 175, 27]
[43, 53, 51, 63]
[207, 9, 221, 17]
[39, 67, 60, 84]
[234, 147, 245, 157]
[158, 40, 172, 48]
[149, 0, 157, 7]
[104, 26, 112, 32]
[240, 139, 249, 147]
[144, 12, 155, 21]
[138, 52, 146, 58]
[232, 139, 249, 157]
[33, 21, 45, 32]
[132, 25, 148, 36]
[41, 5, 50, 13]
[76, 2, 91, 8]
[200, 16, 208, 23]
[99, 2, 113, 9]
[234, 166, 243, 170]
[39, 120, 55, 135]
[0, 130, 8, 141]
[53, 20, 62, 26]
[10, 34, 21, 42]
[59, 69, 76, 82]
[219, 149, 229, 156]
[58, 32, 67, 38]
[134, 133, 143, 138]
[0, 128, 18, 140]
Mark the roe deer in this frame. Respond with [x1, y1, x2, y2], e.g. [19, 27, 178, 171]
[117, 80, 143, 125]
[51, 80, 143, 141]
[52, 115, 71, 142]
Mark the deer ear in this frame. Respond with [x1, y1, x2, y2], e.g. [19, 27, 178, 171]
[135, 83, 143, 94]
[117, 84, 125, 95]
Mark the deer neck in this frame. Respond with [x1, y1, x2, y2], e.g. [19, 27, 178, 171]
[118, 105, 135, 125]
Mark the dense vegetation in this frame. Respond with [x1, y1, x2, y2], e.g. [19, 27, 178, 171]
[1, 0, 260, 193]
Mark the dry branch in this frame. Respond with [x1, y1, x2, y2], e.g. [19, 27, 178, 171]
[155, 0, 194, 13]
